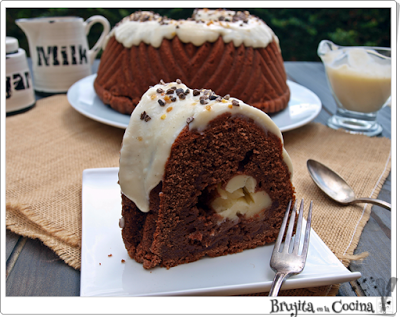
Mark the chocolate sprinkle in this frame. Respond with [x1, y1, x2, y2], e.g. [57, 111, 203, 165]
[232, 100, 240, 106]
[186, 117, 194, 124]
[156, 88, 164, 93]
[176, 79, 182, 84]
[140, 111, 151, 122]
[209, 95, 218, 100]
[223, 94, 230, 100]
[176, 88, 184, 95]
[158, 99, 166, 106]
[159, 79, 165, 85]
[200, 99, 208, 105]
[166, 88, 175, 94]
[179, 93, 186, 100]
[193, 89, 200, 96]
[171, 96, 177, 102]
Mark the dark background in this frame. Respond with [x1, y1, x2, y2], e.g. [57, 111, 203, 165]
[6, 8, 391, 61]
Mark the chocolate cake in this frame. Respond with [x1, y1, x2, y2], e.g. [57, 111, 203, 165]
[118, 80, 295, 269]
[94, 9, 290, 115]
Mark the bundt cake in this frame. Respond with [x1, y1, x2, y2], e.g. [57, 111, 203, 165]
[118, 80, 295, 269]
[94, 9, 290, 115]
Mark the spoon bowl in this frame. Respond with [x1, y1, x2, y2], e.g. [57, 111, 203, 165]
[307, 159, 391, 210]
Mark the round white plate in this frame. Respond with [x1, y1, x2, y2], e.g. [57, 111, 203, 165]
[67, 74, 322, 131]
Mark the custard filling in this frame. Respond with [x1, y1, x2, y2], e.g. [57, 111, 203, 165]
[211, 175, 271, 220]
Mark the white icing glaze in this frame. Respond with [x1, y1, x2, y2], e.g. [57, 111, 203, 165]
[119, 81, 293, 212]
[105, 9, 278, 49]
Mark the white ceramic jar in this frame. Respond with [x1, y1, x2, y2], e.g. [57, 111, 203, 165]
[6, 36, 35, 114]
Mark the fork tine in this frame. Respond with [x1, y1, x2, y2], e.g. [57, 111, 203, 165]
[283, 200, 297, 252]
[301, 201, 313, 258]
[292, 199, 304, 255]
[269, 199, 312, 297]
[272, 200, 292, 253]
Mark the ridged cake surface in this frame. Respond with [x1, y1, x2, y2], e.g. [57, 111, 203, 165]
[94, 9, 290, 115]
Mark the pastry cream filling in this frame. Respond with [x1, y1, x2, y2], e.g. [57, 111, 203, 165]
[119, 81, 293, 212]
[106, 9, 278, 49]
[211, 175, 272, 220]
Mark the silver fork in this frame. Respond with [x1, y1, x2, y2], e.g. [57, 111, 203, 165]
[268, 199, 313, 296]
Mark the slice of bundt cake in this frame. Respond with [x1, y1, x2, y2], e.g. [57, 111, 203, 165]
[118, 80, 295, 269]
[94, 9, 290, 115]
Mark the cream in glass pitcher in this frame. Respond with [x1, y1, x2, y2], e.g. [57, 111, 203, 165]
[318, 40, 391, 136]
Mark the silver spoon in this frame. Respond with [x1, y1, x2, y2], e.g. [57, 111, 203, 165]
[307, 159, 391, 210]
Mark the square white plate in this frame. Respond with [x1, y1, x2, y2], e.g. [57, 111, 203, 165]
[81, 168, 361, 296]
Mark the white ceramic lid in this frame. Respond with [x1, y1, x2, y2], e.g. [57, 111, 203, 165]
[6, 37, 19, 53]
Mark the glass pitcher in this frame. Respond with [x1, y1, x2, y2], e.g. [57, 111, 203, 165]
[317, 40, 391, 136]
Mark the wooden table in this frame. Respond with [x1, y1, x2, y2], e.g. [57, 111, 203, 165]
[6, 61, 391, 296]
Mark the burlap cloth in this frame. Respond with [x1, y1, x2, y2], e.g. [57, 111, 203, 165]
[6, 95, 391, 296]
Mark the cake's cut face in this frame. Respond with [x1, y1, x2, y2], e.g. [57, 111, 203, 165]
[119, 81, 295, 269]
[94, 9, 290, 115]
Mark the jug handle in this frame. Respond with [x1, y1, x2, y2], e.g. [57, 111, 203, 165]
[84, 15, 110, 65]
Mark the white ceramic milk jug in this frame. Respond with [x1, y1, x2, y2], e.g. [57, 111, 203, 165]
[16, 15, 110, 93]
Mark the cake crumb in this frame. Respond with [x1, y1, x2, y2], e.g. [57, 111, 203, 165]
[99, 263, 101, 265]
[108, 254, 112, 257]
[121, 259, 126, 263]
